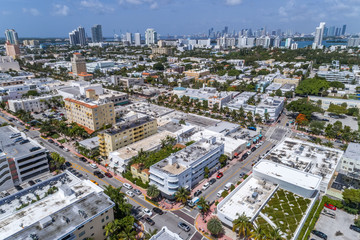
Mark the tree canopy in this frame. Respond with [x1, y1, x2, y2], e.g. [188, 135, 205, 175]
[295, 77, 329, 96]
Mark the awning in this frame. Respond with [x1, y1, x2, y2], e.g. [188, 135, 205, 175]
[247, 143, 251, 146]
[259, 134, 262, 138]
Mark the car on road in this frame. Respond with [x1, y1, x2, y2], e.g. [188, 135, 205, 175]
[133, 189, 142, 195]
[216, 172, 223, 179]
[239, 172, 246, 178]
[94, 171, 105, 178]
[105, 172, 113, 178]
[209, 178, 216, 185]
[324, 203, 336, 211]
[178, 222, 190, 232]
[23, 129, 29, 132]
[48, 139, 54, 143]
[241, 153, 248, 160]
[143, 208, 153, 216]
[311, 230, 327, 240]
[350, 224, 360, 233]
[64, 148, 69, 152]
[90, 180, 99, 185]
[28, 180, 36, 186]
[90, 163, 98, 169]
[194, 190, 202, 197]
[152, 207, 163, 215]
[126, 190, 135, 197]
[145, 217, 155, 226]
[15, 185, 23, 191]
[202, 182, 210, 190]
[251, 147, 257, 152]
[59, 145, 64, 149]
[29, 147, 41, 152]
[79, 157, 87, 163]
[54, 142, 59, 147]
[35, 179, 42, 183]
[123, 183, 133, 190]
[65, 162, 72, 167]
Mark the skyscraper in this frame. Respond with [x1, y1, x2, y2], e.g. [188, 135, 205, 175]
[145, 28, 158, 45]
[5, 29, 19, 45]
[342, 24, 347, 35]
[285, 38, 292, 48]
[312, 22, 326, 49]
[91, 24, 103, 43]
[328, 26, 335, 36]
[78, 26, 87, 46]
[125, 32, 132, 43]
[134, 33, 141, 46]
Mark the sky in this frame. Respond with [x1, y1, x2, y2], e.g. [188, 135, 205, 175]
[1, 0, 360, 38]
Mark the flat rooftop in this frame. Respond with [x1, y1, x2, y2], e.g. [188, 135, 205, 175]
[166, 111, 220, 128]
[126, 102, 174, 117]
[343, 143, 360, 162]
[102, 114, 154, 136]
[217, 176, 277, 221]
[0, 172, 113, 240]
[78, 136, 99, 150]
[254, 161, 322, 191]
[206, 121, 240, 135]
[0, 126, 43, 159]
[263, 137, 343, 189]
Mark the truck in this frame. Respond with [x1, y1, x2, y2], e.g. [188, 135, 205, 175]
[187, 197, 200, 207]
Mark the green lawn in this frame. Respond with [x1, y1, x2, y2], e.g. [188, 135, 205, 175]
[256, 189, 311, 240]
[51, 133, 60, 139]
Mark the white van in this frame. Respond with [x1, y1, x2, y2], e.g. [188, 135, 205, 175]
[217, 190, 224, 198]
[224, 182, 233, 191]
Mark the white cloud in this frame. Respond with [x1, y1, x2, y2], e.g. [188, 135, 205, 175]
[150, 2, 159, 9]
[53, 4, 70, 16]
[80, 0, 115, 13]
[0, 10, 11, 16]
[119, 0, 160, 9]
[225, 0, 243, 5]
[22, 8, 40, 16]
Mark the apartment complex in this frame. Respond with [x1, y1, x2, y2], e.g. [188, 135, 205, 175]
[0, 172, 115, 240]
[8, 95, 61, 112]
[184, 69, 210, 80]
[149, 137, 224, 199]
[110, 76, 144, 88]
[309, 96, 360, 110]
[5, 42, 20, 59]
[98, 113, 157, 157]
[339, 143, 360, 180]
[0, 126, 49, 191]
[70, 53, 92, 81]
[64, 94, 115, 133]
[151, 47, 174, 56]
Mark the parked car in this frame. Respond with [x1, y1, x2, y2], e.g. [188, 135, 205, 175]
[324, 203, 336, 211]
[311, 230, 327, 240]
[29, 147, 41, 152]
[202, 182, 210, 190]
[123, 183, 133, 190]
[28, 180, 36, 186]
[90, 163, 98, 169]
[23, 129, 29, 132]
[145, 217, 155, 226]
[79, 157, 87, 162]
[239, 172, 246, 178]
[209, 178, 216, 185]
[133, 189, 142, 195]
[194, 190, 202, 197]
[153, 207, 163, 215]
[178, 222, 190, 232]
[126, 190, 135, 197]
[350, 224, 360, 233]
[15, 185, 23, 191]
[216, 172, 223, 179]
[94, 171, 104, 178]
[19, 139, 30, 145]
[48, 139, 54, 143]
[105, 172, 113, 178]
[143, 208, 153, 216]
[90, 180, 99, 185]
[65, 162, 72, 167]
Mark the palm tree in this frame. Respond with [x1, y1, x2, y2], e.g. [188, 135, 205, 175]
[252, 225, 266, 240]
[232, 212, 253, 238]
[264, 112, 270, 123]
[144, 228, 159, 240]
[197, 196, 210, 216]
[119, 224, 137, 240]
[105, 219, 122, 240]
[174, 187, 190, 204]
[207, 217, 224, 236]
[147, 184, 160, 199]
[267, 227, 284, 240]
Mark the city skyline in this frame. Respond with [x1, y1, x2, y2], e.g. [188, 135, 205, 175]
[1, 0, 360, 38]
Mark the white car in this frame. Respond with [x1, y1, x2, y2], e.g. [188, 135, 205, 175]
[90, 163, 98, 169]
[202, 182, 210, 190]
[126, 190, 135, 197]
[64, 148, 70, 152]
[143, 208, 153, 216]
[123, 183, 133, 190]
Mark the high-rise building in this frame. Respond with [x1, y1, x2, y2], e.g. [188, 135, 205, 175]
[71, 53, 87, 76]
[78, 26, 87, 46]
[5, 29, 19, 45]
[125, 32, 132, 43]
[224, 26, 228, 35]
[91, 24, 103, 43]
[134, 33, 141, 46]
[328, 26, 335, 36]
[5, 42, 20, 58]
[312, 22, 326, 49]
[335, 27, 341, 36]
[273, 37, 281, 48]
[285, 38, 292, 48]
[341, 24, 347, 35]
[145, 28, 158, 45]
[323, 27, 328, 37]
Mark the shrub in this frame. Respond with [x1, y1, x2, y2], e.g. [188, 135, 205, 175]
[344, 206, 358, 215]
[221, 190, 229, 198]
[230, 185, 235, 191]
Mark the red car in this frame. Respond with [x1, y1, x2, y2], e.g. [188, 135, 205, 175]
[216, 172, 223, 179]
[324, 203, 336, 210]
[105, 172, 113, 178]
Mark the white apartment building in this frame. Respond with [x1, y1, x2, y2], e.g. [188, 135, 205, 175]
[339, 143, 360, 179]
[309, 96, 360, 110]
[0, 126, 49, 191]
[149, 137, 224, 199]
[0, 172, 115, 240]
[0, 56, 20, 71]
[317, 70, 356, 84]
[8, 95, 62, 112]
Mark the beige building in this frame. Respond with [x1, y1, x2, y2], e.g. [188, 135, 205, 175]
[131, 163, 150, 183]
[5, 42, 20, 59]
[184, 69, 210, 80]
[273, 76, 301, 87]
[64, 90, 115, 133]
[70, 53, 92, 80]
[151, 47, 174, 56]
[98, 114, 157, 157]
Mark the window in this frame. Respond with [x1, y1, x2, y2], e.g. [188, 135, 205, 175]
[106, 216, 109, 220]
[90, 226, 94, 229]
[101, 218, 105, 223]
[78, 231, 85, 237]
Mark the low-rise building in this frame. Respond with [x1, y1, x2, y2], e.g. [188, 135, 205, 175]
[309, 96, 360, 110]
[0, 56, 20, 71]
[273, 75, 301, 87]
[131, 163, 150, 183]
[184, 69, 210, 80]
[150, 226, 183, 240]
[339, 143, 360, 179]
[98, 113, 157, 157]
[317, 70, 357, 84]
[152, 47, 174, 56]
[0, 126, 48, 191]
[64, 93, 115, 133]
[149, 137, 224, 199]
[8, 95, 62, 112]
[110, 76, 144, 88]
[0, 172, 115, 240]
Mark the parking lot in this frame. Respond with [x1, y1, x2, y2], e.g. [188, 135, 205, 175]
[313, 112, 358, 131]
[312, 209, 360, 240]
